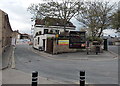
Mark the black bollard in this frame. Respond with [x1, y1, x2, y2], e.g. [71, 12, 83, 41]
[86, 41, 89, 55]
[32, 71, 38, 86]
[95, 46, 98, 55]
[80, 71, 85, 86]
[103, 39, 108, 51]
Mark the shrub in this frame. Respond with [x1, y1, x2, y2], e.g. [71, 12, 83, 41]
[87, 36, 103, 43]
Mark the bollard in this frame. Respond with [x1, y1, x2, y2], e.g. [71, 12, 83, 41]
[80, 71, 85, 86]
[32, 71, 38, 86]
[103, 39, 108, 51]
[86, 48, 89, 55]
[95, 46, 100, 55]
[95, 46, 98, 55]
[86, 41, 89, 55]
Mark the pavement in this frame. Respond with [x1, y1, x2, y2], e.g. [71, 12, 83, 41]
[2, 68, 64, 84]
[2, 68, 118, 85]
[0, 45, 14, 85]
[0, 73, 1, 85]
[2, 46, 13, 69]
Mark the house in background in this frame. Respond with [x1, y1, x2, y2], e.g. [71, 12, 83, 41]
[20, 33, 30, 39]
[102, 35, 119, 45]
[12, 30, 21, 40]
[33, 17, 76, 51]
[114, 36, 120, 46]
[12, 30, 21, 45]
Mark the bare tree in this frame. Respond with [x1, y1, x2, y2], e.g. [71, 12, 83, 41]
[76, 1, 116, 37]
[28, 0, 83, 31]
[27, 3, 47, 21]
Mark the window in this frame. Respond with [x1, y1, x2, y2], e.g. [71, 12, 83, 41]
[39, 31, 41, 35]
[55, 30, 59, 34]
[50, 30, 53, 33]
[38, 37, 40, 45]
[44, 29, 48, 34]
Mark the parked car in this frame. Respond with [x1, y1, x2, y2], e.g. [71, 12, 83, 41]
[17, 39, 30, 44]
[28, 41, 33, 45]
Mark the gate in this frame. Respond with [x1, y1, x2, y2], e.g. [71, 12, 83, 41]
[46, 38, 53, 54]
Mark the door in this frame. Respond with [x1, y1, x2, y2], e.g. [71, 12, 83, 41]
[46, 39, 53, 54]
[43, 39, 45, 51]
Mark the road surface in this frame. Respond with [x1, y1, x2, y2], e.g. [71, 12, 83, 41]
[108, 45, 119, 55]
[14, 44, 118, 84]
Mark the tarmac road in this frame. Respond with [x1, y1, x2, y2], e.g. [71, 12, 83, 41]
[108, 45, 119, 55]
[14, 44, 118, 84]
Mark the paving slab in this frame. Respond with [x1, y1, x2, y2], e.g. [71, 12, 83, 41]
[0, 70, 2, 85]
[2, 46, 13, 69]
[2, 68, 64, 84]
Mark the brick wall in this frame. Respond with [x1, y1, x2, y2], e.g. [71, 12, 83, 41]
[0, 10, 2, 55]
[0, 10, 13, 53]
[53, 39, 77, 54]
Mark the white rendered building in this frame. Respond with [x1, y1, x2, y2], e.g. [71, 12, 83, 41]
[33, 17, 76, 51]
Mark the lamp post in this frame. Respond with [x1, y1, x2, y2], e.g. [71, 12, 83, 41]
[31, 25, 34, 42]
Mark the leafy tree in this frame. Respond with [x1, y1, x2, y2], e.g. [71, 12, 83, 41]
[111, 10, 120, 32]
[28, 0, 83, 31]
[76, 1, 116, 37]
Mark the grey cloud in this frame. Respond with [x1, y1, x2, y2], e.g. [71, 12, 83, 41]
[0, 0, 32, 34]
[0, 0, 119, 35]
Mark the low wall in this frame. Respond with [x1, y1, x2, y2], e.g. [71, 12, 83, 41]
[46, 38, 103, 54]
[90, 45, 103, 53]
[89, 42, 103, 53]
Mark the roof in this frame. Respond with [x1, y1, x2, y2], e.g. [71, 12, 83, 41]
[13, 30, 21, 34]
[21, 33, 29, 36]
[35, 17, 76, 28]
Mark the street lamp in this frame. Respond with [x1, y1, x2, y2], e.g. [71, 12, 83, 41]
[31, 25, 34, 42]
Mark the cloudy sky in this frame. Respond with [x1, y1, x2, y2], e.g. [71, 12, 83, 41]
[0, 0, 119, 36]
